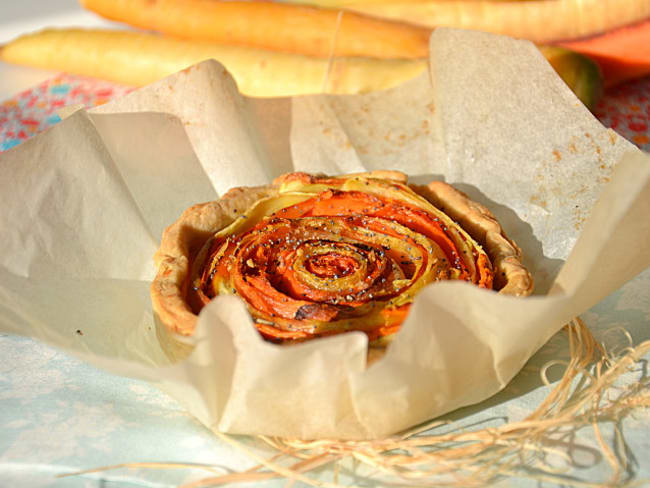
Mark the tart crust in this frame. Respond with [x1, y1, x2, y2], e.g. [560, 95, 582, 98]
[151, 171, 533, 340]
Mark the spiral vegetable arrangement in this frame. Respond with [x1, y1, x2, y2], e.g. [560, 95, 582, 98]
[188, 172, 496, 344]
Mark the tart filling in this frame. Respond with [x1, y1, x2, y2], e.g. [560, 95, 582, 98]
[152, 171, 533, 345]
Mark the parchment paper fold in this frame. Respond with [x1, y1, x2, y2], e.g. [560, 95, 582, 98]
[1, 29, 649, 439]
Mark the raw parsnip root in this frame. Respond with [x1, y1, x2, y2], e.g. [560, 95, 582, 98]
[0, 29, 427, 96]
[80, 0, 431, 59]
[286, 0, 650, 44]
[0, 27, 604, 107]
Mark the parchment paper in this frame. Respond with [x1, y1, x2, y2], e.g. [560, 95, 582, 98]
[1, 29, 649, 439]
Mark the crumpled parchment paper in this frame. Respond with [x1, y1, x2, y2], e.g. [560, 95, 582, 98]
[1, 29, 648, 439]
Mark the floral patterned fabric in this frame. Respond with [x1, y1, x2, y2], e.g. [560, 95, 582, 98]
[0, 74, 132, 152]
[595, 76, 650, 151]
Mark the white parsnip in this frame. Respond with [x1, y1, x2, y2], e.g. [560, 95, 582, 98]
[284, 0, 650, 43]
[0, 29, 426, 96]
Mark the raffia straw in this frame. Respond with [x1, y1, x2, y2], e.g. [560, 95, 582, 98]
[60, 318, 650, 487]
[56, 462, 227, 478]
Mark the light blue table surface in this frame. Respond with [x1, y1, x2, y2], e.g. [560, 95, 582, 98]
[2, 266, 649, 488]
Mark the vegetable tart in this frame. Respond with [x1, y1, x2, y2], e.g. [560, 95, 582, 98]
[151, 171, 533, 352]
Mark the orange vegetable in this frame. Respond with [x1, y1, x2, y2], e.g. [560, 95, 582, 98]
[80, 0, 431, 59]
[557, 19, 650, 87]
